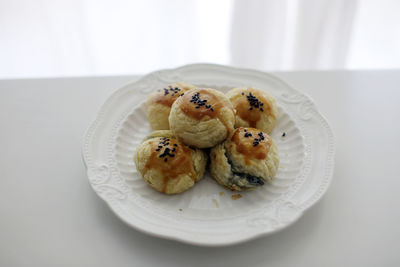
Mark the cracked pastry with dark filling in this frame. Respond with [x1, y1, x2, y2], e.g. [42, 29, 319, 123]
[169, 88, 235, 148]
[209, 127, 279, 191]
[146, 82, 196, 130]
[134, 130, 207, 194]
[226, 87, 278, 134]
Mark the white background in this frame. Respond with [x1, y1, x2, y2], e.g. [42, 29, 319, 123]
[1, 0, 400, 79]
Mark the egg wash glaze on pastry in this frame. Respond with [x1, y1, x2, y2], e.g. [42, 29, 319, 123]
[231, 89, 275, 128]
[143, 137, 196, 193]
[146, 82, 196, 130]
[231, 127, 272, 166]
[152, 85, 187, 107]
[179, 89, 234, 136]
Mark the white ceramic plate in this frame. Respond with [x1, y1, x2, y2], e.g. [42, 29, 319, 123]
[82, 64, 335, 246]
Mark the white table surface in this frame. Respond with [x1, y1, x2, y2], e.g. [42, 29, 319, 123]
[1, 70, 399, 266]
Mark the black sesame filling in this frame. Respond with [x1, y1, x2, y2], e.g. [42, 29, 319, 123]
[226, 156, 265, 188]
[244, 174, 265, 186]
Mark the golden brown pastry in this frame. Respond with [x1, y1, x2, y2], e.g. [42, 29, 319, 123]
[209, 127, 279, 191]
[146, 82, 196, 130]
[169, 88, 235, 148]
[226, 87, 278, 133]
[134, 130, 207, 194]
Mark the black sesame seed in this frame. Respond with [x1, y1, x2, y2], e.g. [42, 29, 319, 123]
[245, 92, 265, 111]
[241, 92, 244, 95]
[174, 144, 178, 146]
[210, 108, 214, 111]
[190, 92, 214, 110]
[260, 108, 264, 112]
[282, 132, 286, 137]
[156, 148, 160, 151]
[172, 148, 176, 152]
[164, 158, 168, 162]
[170, 154, 175, 157]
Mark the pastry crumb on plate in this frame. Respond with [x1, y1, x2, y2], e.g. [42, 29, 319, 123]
[231, 194, 242, 200]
